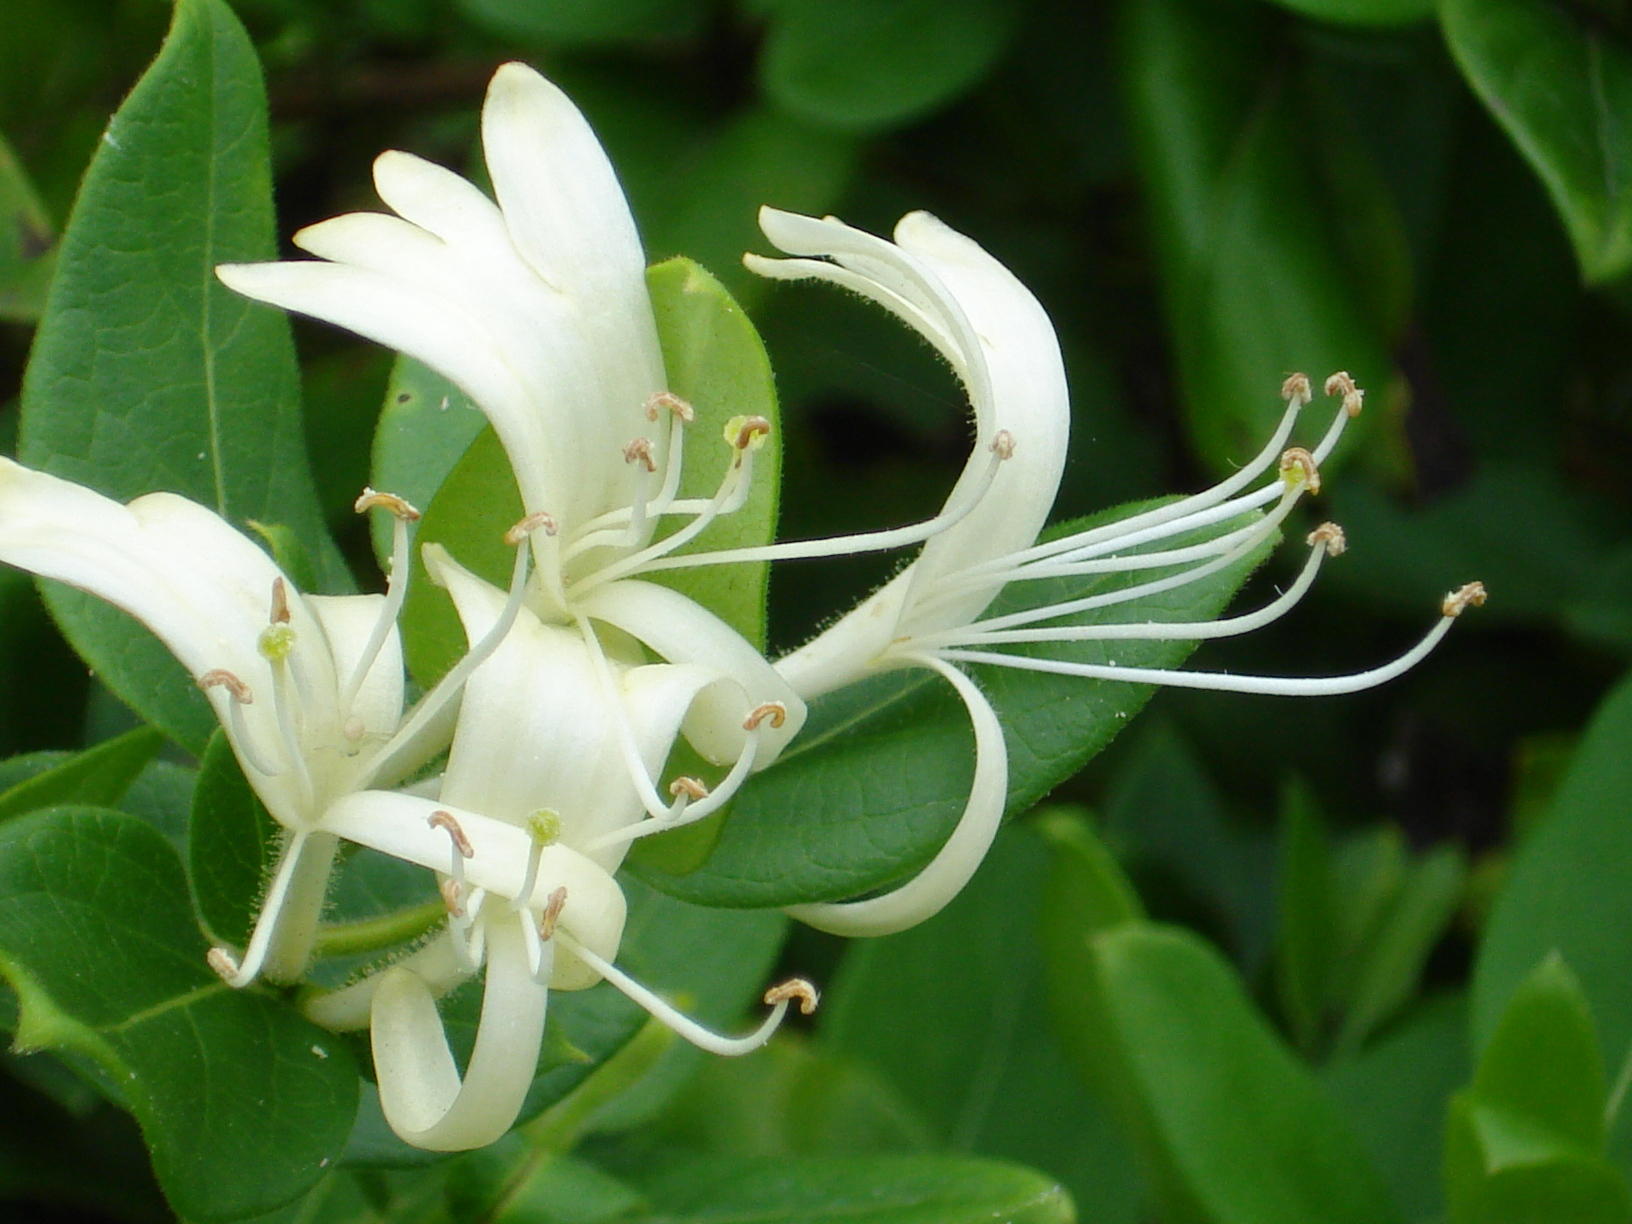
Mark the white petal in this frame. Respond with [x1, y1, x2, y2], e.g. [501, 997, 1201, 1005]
[480, 63, 665, 524]
[322, 789, 626, 989]
[306, 594, 405, 741]
[0, 461, 331, 821]
[372, 916, 546, 1150]
[371, 150, 512, 253]
[576, 578, 807, 766]
[428, 551, 726, 857]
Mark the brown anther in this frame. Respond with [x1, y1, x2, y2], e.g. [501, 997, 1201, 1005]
[1281, 372, 1312, 405]
[353, 487, 422, 521]
[1324, 371, 1357, 399]
[269, 577, 291, 624]
[668, 776, 709, 801]
[743, 701, 788, 731]
[206, 947, 239, 982]
[645, 390, 695, 423]
[504, 510, 558, 545]
[428, 810, 474, 859]
[622, 437, 657, 473]
[1279, 447, 1322, 495]
[439, 877, 465, 918]
[538, 886, 568, 941]
[198, 668, 253, 704]
[1307, 522, 1347, 557]
[1343, 388, 1365, 418]
[732, 416, 772, 450]
[989, 430, 1016, 460]
[1441, 581, 1488, 618]
[764, 978, 819, 1016]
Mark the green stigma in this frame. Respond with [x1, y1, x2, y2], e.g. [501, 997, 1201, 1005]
[528, 809, 562, 846]
[258, 623, 297, 662]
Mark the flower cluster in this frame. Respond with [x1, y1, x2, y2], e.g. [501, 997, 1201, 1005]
[0, 63, 1481, 1151]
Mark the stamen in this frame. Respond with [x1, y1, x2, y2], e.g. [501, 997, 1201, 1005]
[965, 375, 1312, 576]
[573, 615, 681, 820]
[439, 877, 465, 918]
[931, 522, 1338, 649]
[354, 488, 422, 521]
[538, 886, 567, 941]
[1308, 521, 1347, 556]
[646, 390, 695, 423]
[359, 534, 535, 790]
[342, 486, 421, 716]
[429, 809, 475, 862]
[585, 413, 1014, 587]
[623, 437, 657, 473]
[199, 668, 253, 703]
[269, 577, 291, 625]
[1279, 447, 1321, 495]
[763, 978, 819, 1015]
[205, 829, 314, 989]
[200, 669, 281, 775]
[935, 583, 1485, 696]
[669, 776, 709, 801]
[743, 701, 787, 730]
[505, 510, 558, 545]
[725, 414, 773, 462]
[1442, 581, 1487, 618]
[1282, 372, 1313, 405]
[557, 931, 811, 1056]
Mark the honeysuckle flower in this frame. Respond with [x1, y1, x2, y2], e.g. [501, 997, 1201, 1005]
[748, 209, 1486, 937]
[217, 63, 1023, 824]
[0, 459, 521, 985]
[302, 548, 814, 1151]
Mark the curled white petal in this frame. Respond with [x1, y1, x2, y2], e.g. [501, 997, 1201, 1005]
[786, 656, 1007, 936]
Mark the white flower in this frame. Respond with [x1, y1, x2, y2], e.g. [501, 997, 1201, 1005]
[303, 550, 814, 1151]
[216, 61, 830, 829]
[0, 462, 503, 984]
[747, 209, 1486, 937]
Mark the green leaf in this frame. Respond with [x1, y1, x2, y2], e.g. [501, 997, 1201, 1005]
[635, 500, 1269, 909]
[187, 730, 277, 949]
[400, 257, 781, 681]
[0, 726, 162, 823]
[17, 0, 341, 753]
[1446, 957, 1632, 1224]
[0, 807, 357, 1220]
[1261, 0, 1433, 24]
[1118, 0, 1404, 470]
[0, 125, 55, 322]
[1274, 781, 1336, 1052]
[826, 825, 1144, 1222]
[1442, 0, 1632, 283]
[368, 359, 486, 569]
[1332, 842, 1465, 1054]
[1323, 996, 1470, 1223]
[1471, 669, 1632, 1092]
[760, 0, 1018, 132]
[1058, 924, 1402, 1224]
[650, 1034, 935, 1158]
[624, 1154, 1074, 1224]
[1473, 956, 1606, 1155]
